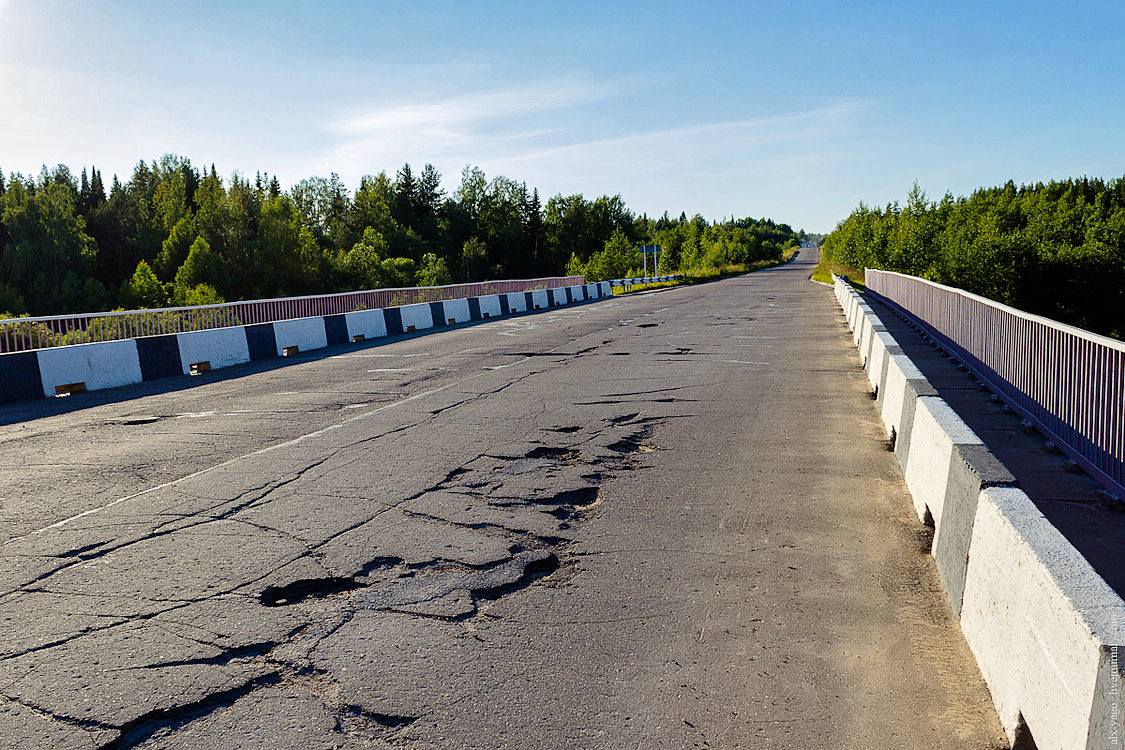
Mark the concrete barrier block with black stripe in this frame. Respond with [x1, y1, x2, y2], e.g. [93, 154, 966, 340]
[176, 326, 251, 375]
[0, 351, 44, 404]
[477, 295, 502, 319]
[37, 340, 143, 397]
[505, 292, 528, 313]
[272, 317, 329, 356]
[343, 309, 387, 342]
[551, 287, 568, 306]
[527, 290, 549, 310]
[398, 302, 434, 333]
[435, 298, 471, 326]
[567, 285, 585, 302]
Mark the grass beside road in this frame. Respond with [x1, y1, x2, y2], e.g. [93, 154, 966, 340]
[810, 252, 865, 289]
[611, 248, 800, 295]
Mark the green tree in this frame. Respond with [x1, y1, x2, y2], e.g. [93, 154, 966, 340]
[0, 180, 97, 314]
[460, 237, 490, 281]
[124, 260, 167, 308]
[417, 252, 452, 286]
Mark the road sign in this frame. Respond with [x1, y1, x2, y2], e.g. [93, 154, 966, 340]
[637, 245, 663, 279]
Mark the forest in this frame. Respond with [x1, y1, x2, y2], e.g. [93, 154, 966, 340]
[0, 156, 802, 317]
[822, 178, 1125, 339]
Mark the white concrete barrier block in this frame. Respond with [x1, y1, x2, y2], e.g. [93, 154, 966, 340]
[903, 396, 983, 525]
[599, 281, 611, 297]
[585, 282, 598, 299]
[37, 340, 143, 396]
[273, 317, 328, 356]
[880, 354, 926, 440]
[551, 287, 568, 306]
[568, 285, 585, 302]
[477, 295, 502, 319]
[176, 326, 250, 374]
[961, 487, 1125, 750]
[399, 303, 434, 332]
[853, 304, 874, 347]
[344, 309, 387, 341]
[867, 331, 897, 392]
[529, 290, 549, 310]
[858, 314, 887, 365]
[505, 292, 528, 313]
[441, 298, 471, 325]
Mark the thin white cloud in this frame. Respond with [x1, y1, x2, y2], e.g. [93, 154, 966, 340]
[478, 99, 867, 225]
[321, 81, 618, 170]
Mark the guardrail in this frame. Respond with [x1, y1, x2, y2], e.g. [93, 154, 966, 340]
[865, 268, 1125, 500]
[0, 276, 584, 353]
[608, 274, 683, 292]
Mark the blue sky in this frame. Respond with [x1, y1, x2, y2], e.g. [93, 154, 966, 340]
[1, 0, 1122, 231]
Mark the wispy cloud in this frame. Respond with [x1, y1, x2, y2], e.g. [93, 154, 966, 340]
[323, 81, 618, 170]
[477, 98, 868, 225]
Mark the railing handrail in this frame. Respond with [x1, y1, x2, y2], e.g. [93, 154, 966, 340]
[0, 275, 585, 353]
[2, 276, 585, 326]
[866, 269, 1125, 354]
[865, 267, 1124, 500]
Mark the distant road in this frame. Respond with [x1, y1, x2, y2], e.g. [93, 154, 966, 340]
[0, 248, 1004, 748]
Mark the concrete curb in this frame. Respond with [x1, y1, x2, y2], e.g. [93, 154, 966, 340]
[1, 284, 611, 405]
[832, 274, 1125, 750]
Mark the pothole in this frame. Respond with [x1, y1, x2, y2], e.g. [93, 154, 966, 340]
[525, 446, 580, 461]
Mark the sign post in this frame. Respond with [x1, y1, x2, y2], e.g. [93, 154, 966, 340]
[638, 245, 662, 282]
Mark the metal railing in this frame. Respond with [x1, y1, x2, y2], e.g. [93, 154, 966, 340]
[0, 276, 584, 354]
[866, 268, 1125, 499]
[608, 274, 684, 292]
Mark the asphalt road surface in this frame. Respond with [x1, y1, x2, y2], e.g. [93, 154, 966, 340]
[0, 249, 1007, 749]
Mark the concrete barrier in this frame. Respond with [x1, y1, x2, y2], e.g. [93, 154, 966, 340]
[902, 396, 984, 524]
[599, 281, 611, 297]
[477, 295, 502, 319]
[438, 298, 471, 325]
[176, 327, 251, 375]
[37, 340, 143, 396]
[529, 290, 549, 310]
[0, 351, 44, 404]
[1, 279, 616, 405]
[831, 273, 1125, 750]
[961, 487, 1125, 749]
[865, 330, 899, 395]
[272, 317, 328, 356]
[399, 303, 434, 333]
[343, 310, 388, 342]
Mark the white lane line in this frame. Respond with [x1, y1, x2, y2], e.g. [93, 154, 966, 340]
[26, 362, 524, 537]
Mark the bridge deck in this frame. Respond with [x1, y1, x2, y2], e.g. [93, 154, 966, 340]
[0, 250, 1005, 748]
[865, 292, 1125, 597]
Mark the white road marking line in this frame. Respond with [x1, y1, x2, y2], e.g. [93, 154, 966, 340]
[23, 362, 529, 538]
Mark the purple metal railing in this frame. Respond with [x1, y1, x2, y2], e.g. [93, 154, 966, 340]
[866, 268, 1125, 500]
[0, 276, 584, 354]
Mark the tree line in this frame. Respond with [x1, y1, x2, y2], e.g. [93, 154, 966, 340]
[822, 178, 1125, 339]
[0, 156, 802, 317]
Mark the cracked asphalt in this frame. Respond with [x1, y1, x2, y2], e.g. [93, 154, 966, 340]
[0, 249, 1006, 749]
